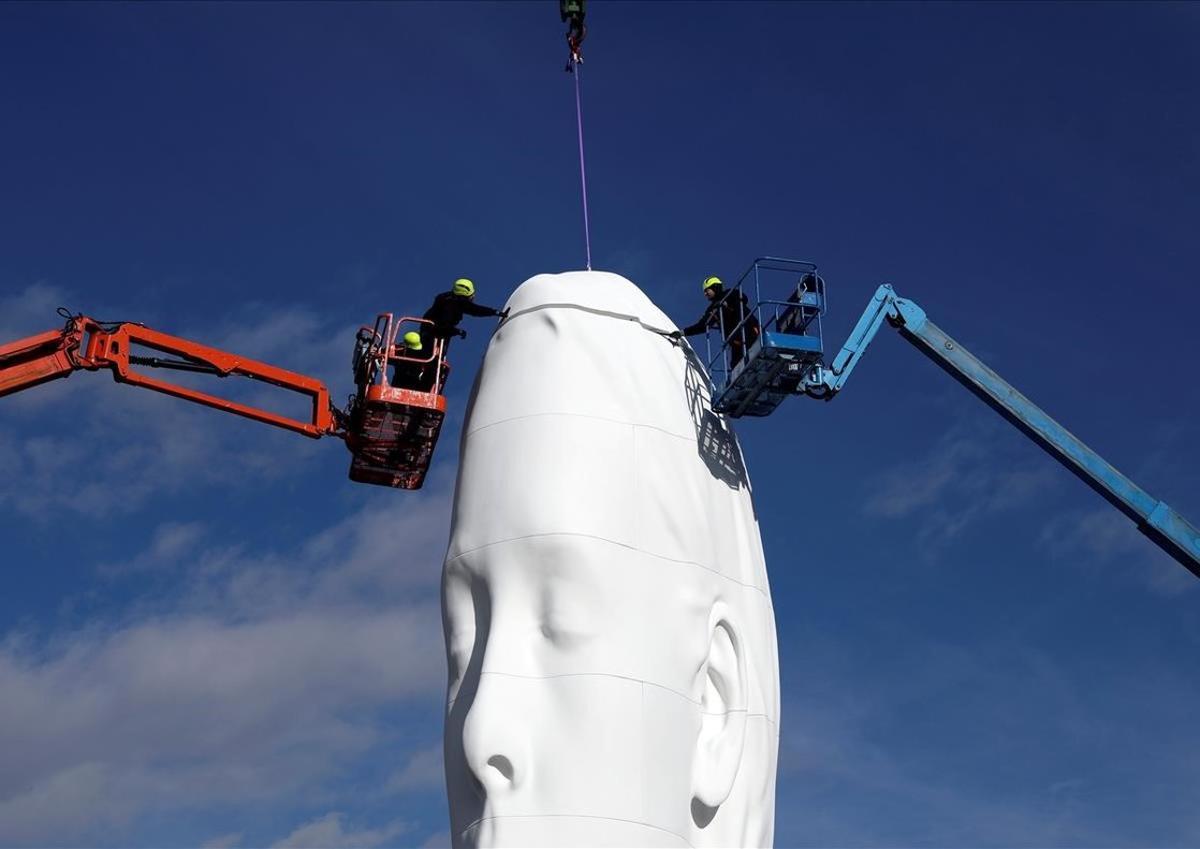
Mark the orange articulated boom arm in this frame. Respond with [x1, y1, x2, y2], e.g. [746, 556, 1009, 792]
[3, 309, 459, 491]
[84, 320, 338, 438]
[0, 313, 341, 439]
[0, 319, 86, 398]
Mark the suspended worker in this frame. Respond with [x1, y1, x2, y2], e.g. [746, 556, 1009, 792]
[392, 331, 436, 392]
[670, 276, 761, 367]
[560, 0, 586, 69]
[420, 278, 507, 352]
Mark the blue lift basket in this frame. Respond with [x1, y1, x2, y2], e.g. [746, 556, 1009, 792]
[703, 257, 827, 418]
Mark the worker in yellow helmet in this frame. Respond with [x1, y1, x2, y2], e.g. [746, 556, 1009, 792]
[420, 278, 507, 352]
[669, 275, 760, 367]
[392, 330, 436, 392]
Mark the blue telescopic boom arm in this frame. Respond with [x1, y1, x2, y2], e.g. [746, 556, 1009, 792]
[806, 284, 1200, 578]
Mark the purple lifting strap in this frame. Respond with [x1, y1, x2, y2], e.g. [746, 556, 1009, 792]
[572, 58, 592, 271]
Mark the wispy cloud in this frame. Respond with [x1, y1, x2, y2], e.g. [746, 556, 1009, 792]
[96, 521, 207, 577]
[0, 484, 454, 846]
[0, 284, 365, 519]
[0, 281, 72, 342]
[383, 743, 445, 795]
[1, 281, 462, 844]
[863, 418, 1059, 550]
[270, 812, 410, 849]
[776, 633, 1200, 847]
[419, 830, 452, 848]
[1040, 507, 1196, 596]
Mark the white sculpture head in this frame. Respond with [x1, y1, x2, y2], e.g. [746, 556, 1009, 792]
[442, 271, 779, 848]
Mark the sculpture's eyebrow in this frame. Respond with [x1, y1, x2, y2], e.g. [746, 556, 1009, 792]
[453, 534, 609, 605]
[538, 558, 604, 607]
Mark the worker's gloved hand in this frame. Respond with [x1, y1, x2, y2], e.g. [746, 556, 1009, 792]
[668, 330, 683, 340]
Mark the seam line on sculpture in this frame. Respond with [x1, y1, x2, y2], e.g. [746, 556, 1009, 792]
[460, 813, 696, 848]
[446, 531, 770, 599]
[632, 421, 640, 552]
[505, 300, 676, 337]
[640, 681, 647, 825]
[465, 410, 696, 444]
[447, 695, 776, 728]
[448, 671, 777, 726]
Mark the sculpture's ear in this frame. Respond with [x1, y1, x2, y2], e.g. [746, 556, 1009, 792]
[691, 604, 747, 819]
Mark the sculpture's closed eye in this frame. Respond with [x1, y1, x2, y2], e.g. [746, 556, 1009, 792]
[536, 615, 592, 650]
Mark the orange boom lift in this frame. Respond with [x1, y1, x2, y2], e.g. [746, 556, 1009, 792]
[0, 309, 449, 490]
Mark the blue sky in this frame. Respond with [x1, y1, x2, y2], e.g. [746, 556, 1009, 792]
[2, 1, 1198, 846]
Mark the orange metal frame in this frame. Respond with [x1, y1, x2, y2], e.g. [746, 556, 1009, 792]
[364, 313, 449, 413]
[1, 311, 455, 490]
[0, 325, 83, 398]
[84, 321, 336, 437]
[1, 315, 337, 437]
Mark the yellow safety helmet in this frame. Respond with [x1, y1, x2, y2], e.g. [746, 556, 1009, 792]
[402, 331, 423, 351]
[702, 275, 723, 291]
[452, 278, 475, 297]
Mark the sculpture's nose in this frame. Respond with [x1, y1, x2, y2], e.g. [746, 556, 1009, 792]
[460, 671, 528, 800]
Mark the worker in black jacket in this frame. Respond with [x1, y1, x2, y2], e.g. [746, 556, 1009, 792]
[420, 278, 506, 352]
[670, 276, 760, 367]
[392, 331, 436, 392]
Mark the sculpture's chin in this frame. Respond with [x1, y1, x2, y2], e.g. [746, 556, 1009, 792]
[457, 815, 692, 849]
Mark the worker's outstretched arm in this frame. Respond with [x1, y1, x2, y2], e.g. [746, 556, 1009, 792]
[680, 303, 718, 336]
[461, 301, 503, 318]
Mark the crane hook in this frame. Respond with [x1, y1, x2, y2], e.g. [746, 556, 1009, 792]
[560, 0, 586, 71]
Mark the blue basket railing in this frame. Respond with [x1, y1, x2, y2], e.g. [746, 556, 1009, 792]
[702, 257, 825, 395]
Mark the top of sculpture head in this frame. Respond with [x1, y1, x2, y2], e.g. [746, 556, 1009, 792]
[442, 271, 779, 848]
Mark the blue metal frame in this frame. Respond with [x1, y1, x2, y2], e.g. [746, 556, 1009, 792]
[703, 257, 830, 417]
[804, 283, 1200, 578]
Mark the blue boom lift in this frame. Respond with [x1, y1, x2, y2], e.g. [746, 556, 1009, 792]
[697, 257, 1200, 579]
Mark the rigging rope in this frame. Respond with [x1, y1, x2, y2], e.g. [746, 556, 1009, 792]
[571, 57, 593, 271]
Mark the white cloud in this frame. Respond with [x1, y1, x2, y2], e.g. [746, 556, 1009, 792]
[0, 763, 146, 844]
[157, 490, 452, 621]
[0, 482, 454, 845]
[0, 281, 71, 342]
[0, 606, 443, 845]
[0, 377, 325, 520]
[0, 284, 368, 519]
[271, 812, 410, 849]
[418, 830, 452, 848]
[384, 744, 445, 795]
[97, 520, 207, 577]
[775, 633, 1200, 847]
[1040, 506, 1196, 596]
[863, 419, 1059, 549]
